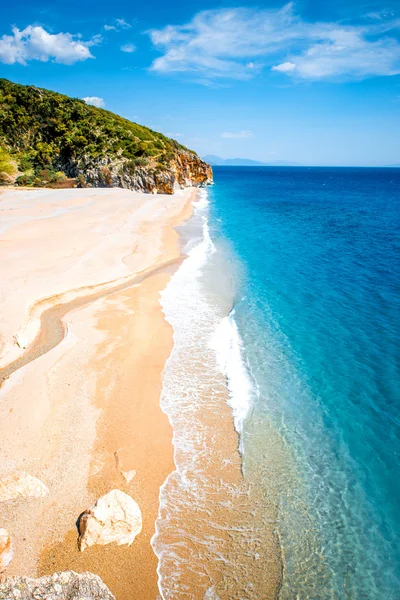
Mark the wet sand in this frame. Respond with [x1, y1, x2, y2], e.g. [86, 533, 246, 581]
[0, 187, 195, 598]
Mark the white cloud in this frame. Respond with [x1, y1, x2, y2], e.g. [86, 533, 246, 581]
[148, 3, 400, 82]
[289, 35, 400, 79]
[87, 34, 102, 47]
[83, 96, 105, 108]
[272, 61, 296, 72]
[0, 25, 97, 65]
[221, 130, 254, 139]
[104, 18, 131, 32]
[116, 19, 131, 29]
[121, 43, 136, 53]
[365, 10, 395, 21]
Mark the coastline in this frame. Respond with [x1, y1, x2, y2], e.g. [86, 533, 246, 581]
[0, 187, 196, 598]
[152, 191, 283, 598]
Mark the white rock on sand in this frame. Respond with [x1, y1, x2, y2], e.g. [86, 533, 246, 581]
[0, 571, 116, 599]
[0, 529, 13, 573]
[13, 334, 28, 350]
[0, 471, 49, 502]
[78, 489, 142, 552]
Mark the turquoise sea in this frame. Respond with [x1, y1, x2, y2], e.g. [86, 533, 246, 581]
[154, 167, 400, 599]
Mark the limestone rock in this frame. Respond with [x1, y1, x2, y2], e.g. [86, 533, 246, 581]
[13, 335, 27, 350]
[59, 150, 213, 195]
[0, 529, 13, 573]
[0, 571, 115, 599]
[78, 489, 142, 552]
[0, 472, 49, 503]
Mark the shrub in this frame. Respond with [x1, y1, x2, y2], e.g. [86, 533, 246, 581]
[16, 167, 67, 187]
[100, 166, 113, 187]
[76, 174, 88, 188]
[18, 155, 34, 172]
[47, 177, 76, 189]
[0, 147, 17, 183]
[16, 173, 35, 186]
[125, 157, 148, 173]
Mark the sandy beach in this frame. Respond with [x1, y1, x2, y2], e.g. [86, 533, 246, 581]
[0, 186, 196, 598]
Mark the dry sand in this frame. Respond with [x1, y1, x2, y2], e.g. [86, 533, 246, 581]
[0, 187, 196, 598]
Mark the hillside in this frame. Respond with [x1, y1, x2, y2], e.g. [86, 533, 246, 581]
[0, 79, 212, 194]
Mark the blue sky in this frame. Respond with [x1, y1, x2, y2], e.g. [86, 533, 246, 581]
[1, 0, 399, 165]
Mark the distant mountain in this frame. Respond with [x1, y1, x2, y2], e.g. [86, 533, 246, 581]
[203, 155, 300, 167]
[203, 155, 265, 166]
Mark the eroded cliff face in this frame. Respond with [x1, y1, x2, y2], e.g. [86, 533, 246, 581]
[58, 150, 213, 194]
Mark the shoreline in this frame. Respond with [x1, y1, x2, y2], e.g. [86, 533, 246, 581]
[0, 187, 196, 598]
[152, 191, 283, 598]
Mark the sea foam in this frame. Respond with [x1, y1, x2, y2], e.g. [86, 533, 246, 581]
[211, 310, 254, 439]
[152, 188, 279, 598]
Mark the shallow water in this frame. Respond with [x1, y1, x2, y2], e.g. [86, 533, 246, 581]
[209, 167, 400, 599]
[155, 168, 400, 599]
[152, 192, 282, 598]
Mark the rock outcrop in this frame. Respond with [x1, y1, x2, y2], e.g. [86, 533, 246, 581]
[78, 490, 142, 551]
[0, 529, 13, 573]
[0, 472, 49, 503]
[58, 150, 213, 195]
[0, 571, 115, 599]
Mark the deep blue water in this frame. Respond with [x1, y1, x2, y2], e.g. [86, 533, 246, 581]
[208, 167, 400, 599]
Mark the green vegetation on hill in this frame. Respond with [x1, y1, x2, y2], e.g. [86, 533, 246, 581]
[0, 78, 196, 188]
[0, 147, 17, 183]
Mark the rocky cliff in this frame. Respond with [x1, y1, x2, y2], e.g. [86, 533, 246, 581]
[0, 79, 213, 194]
[58, 148, 213, 195]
